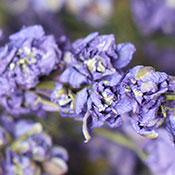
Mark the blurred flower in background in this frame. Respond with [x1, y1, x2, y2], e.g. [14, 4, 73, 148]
[65, 0, 114, 27]
[2, 0, 114, 28]
[130, 0, 175, 35]
[0, 115, 68, 175]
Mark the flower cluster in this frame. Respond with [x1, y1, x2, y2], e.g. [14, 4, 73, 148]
[0, 25, 69, 174]
[0, 25, 62, 116]
[0, 25, 61, 91]
[60, 32, 135, 88]
[0, 115, 68, 175]
[1, 24, 175, 174]
[3, 0, 114, 27]
[51, 32, 175, 144]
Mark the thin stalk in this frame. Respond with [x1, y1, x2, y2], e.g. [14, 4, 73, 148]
[94, 128, 147, 161]
[164, 94, 175, 100]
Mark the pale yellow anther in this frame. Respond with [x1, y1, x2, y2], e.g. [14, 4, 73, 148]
[84, 57, 96, 72]
[133, 89, 143, 97]
[135, 67, 154, 79]
[143, 132, 158, 139]
[97, 61, 106, 73]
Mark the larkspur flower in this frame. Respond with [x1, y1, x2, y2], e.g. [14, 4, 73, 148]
[65, 0, 114, 27]
[0, 89, 47, 116]
[0, 25, 61, 96]
[130, 0, 175, 35]
[1, 148, 41, 175]
[145, 129, 175, 175]
[60, 32, 135, 88]
[75, 72, 123, 141]
[0, 115, 68, 175]
[51, 83, 76, 117]
[116, 66, 170, 138]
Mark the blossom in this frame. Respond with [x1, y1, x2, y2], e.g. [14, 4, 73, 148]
[130, 0, 175, 35]
[1, 148, 40, 175]
[86, 75, 123, 129]
[116, 66, 169, 138]
[75, 72, 123, 141]
[145, 129, 175, 175]
[65, 0, 114, 27]
[0, 89, 45, 116]
[0, 25, 61, 95]
[60, 32, 135, 88]
[0, 115, 68, 175]
[51, 83, 76, 117]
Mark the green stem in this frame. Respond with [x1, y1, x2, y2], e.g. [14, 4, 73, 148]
[164, 94, 175, 100]
[35, 97, 60, 111]
[94, 128, 147, 161]
[36, 81, 55, 90]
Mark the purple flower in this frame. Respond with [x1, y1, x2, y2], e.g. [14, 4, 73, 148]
[0, 116, 68, 175]
[51, 83, 76, 117]
[145, 129, 175, 175]
[21, 133, 52, 161]
[87, 78, 123, 129]
[60, 32, 135, 88]
[0, 89, 45, 116]
[49, 146, 69, 162]
[65, 0, 114, 27]
[0, 73, 16, 96]
[75, 73, 123, 141]
[130, 0, 175, 35]
[116, 66, 169, 138]
[0, 25, 61, 93]
[1, 148, 40, 175]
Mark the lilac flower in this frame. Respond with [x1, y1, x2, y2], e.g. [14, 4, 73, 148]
[51, 83, 76, 117]
[1, 148, 40, 175]
[130, 0, 175, 35]
[0, 116, 68, 175]
[75, 73, 123, 141]
[31, 0, 64, 13]
[0, 89, 45, 116]
[10, 120, 51, 161]
[116, 66, 169, 138]
[145, 129, 175, 175]
[65, 0, 114, 27]
[60, 32, 135, 88]
[0, 25, 61, 94]
[86, 76, 123, 129]
[49, 146, 69, 162]
[0, 73, 16, 96]
[10, 25, 61, 88]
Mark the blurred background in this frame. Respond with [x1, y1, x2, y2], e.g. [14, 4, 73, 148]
[0, 0, 174, 174]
